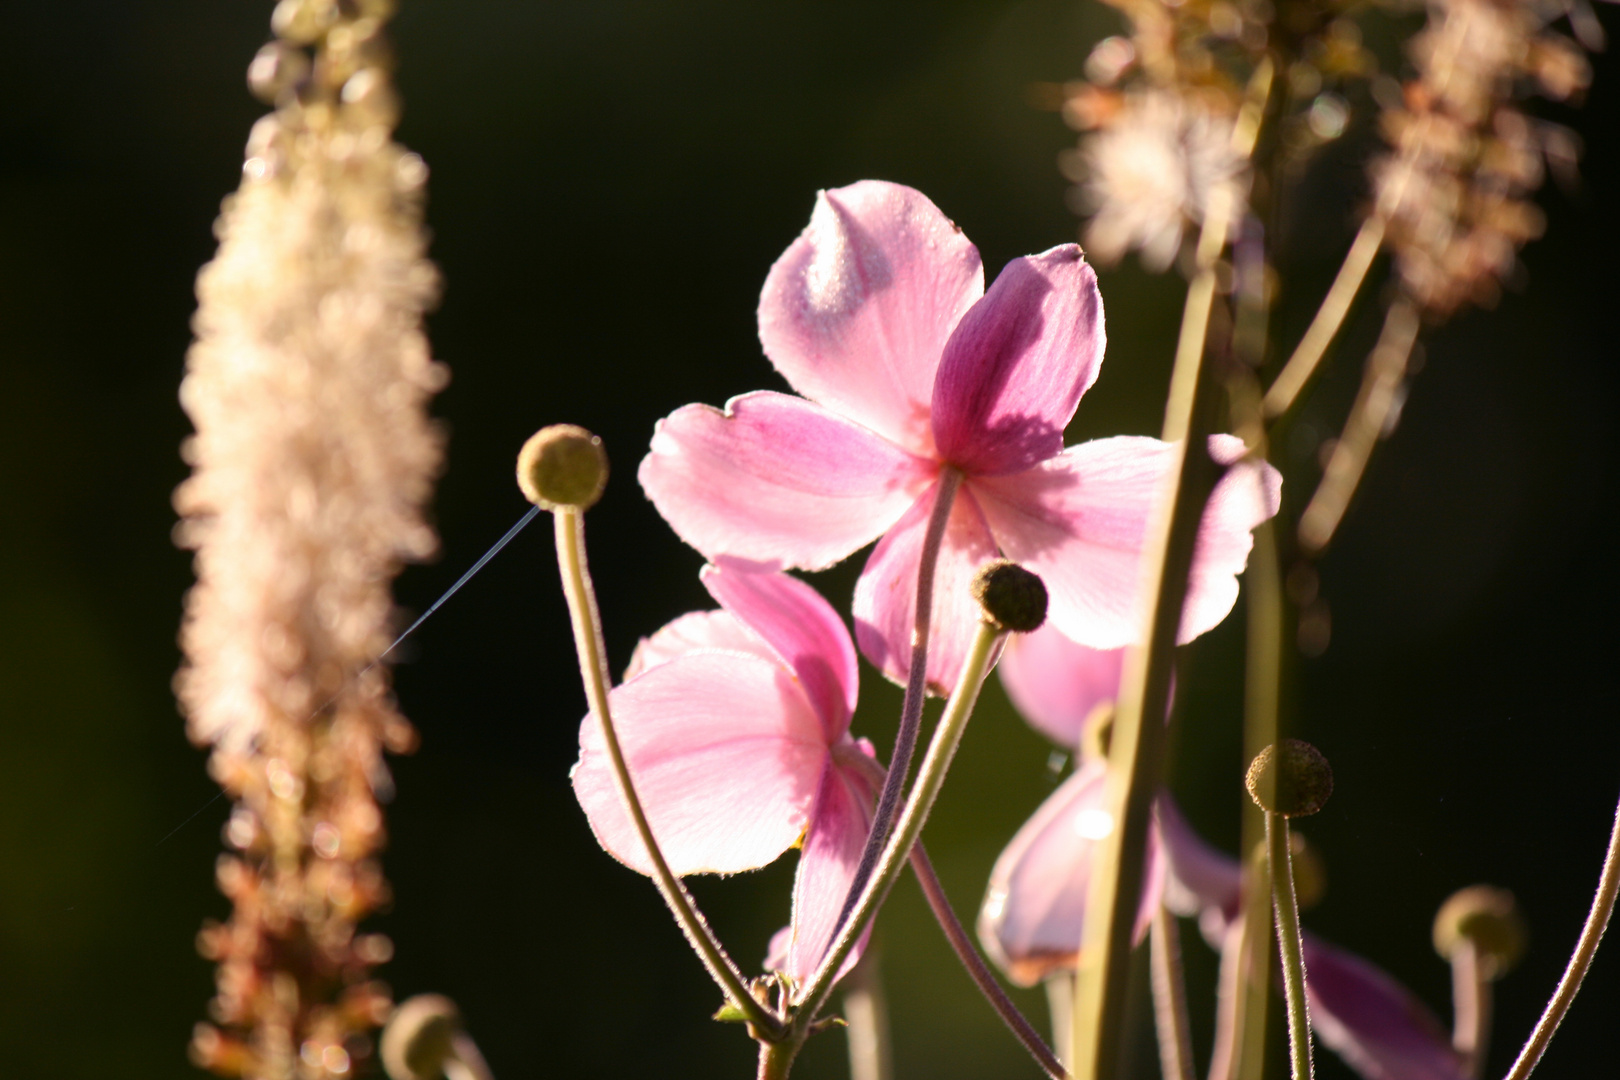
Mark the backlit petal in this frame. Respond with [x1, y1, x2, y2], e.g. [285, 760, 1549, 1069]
[703, 563, 859, 740]
[977, 761, 1164, 987]
[759, 181, 984, 455]
[974, 436, 1280, 649]
[573, 651, 827, 876]
[1306, 934, 1469, 1080]
[623, 609, 773, 681]
[852, 482, 1000, 696]
[932, 247, 1105, 475]
[639, 391, 934, 570]
[781, 761, 876, 986]
[998, 623, 1125, 749]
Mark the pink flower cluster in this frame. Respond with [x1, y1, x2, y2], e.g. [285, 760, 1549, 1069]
[572, 180, 1280, 989]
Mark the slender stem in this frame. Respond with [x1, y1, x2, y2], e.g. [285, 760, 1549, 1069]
[552, 508, 783, 1039]
[1266, 814, 1313, 1080]
[1500, 786, 1620, 1080]
[835, 468, 964, 934]
[1297, 300, 1420, 553]
[843, 951, 894, 1080]
[911, 842, 1069, 1080]
[1261, 218, 1387, 420]
[1151, 906, 1198, 1080]
[1206, 909, 1250, 1080]
[795, 619, 1003, 1026]
[445, 1032, 496, 1080]
[1046, 975, 1075, 1073]
[1450, 939, 1491, 1080]
[758, 1038, 800, 1080]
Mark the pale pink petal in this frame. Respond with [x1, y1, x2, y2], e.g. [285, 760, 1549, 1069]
[639, 391, 936, 570]
[573, 651, 828, 876]
[779, 761, 877, 986]
[1156, 795, 1242, 934]
[1305, 933, 1469, 1080]
[997, 623, 1125, 748]
[623, 609, 774, 680]
[852, 483, 1000, 696]
[702, 563, 858, 740]
[932, 246, 1105, 476]
[976, 761, 1163, 987]
[973, 435, 1280, 650]
[758, 181, 984, 455]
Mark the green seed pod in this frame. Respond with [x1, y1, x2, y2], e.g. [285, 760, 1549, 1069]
[379, 995, 459, 1080]
[517, 424, 609, 511]
[1433, 885, 1526, 979]
[971, 560, 1048, 633]
[1245, 739, 1333, 817]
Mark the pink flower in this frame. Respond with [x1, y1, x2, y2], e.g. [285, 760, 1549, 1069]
[571, 562, 876, 983]
[640, 179, 1281, 693]
[983, 626, 1467, 1080]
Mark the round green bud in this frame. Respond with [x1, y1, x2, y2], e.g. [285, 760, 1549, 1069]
[517, 424, 609, 511]
[1245, 739, 1333, 817]
[971, 560, 1048, 633]
[1433, 885, 1526, 979]
[379, 995, 460, 1080]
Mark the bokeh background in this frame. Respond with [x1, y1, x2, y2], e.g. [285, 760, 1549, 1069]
[2, 1, 1618, 1077]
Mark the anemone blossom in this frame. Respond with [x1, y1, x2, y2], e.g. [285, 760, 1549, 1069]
[640, 179, 1281, 695]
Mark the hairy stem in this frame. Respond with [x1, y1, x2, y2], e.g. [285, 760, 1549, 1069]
[1151, 906, 1198, 1080]
[796, 619, 1003, 1028]
[836, 469, 964, 935]
[1266, 814, 1313, 1080]
[553, 508, 782, 1038]
[1500, 787, 1620, 1080]
[1262, 218, 1386, 420]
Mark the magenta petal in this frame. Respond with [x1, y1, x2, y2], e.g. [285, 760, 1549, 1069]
[852, 483, 1000, 696]
[779, 761, 876, 986]
[975, 436, 1280, 649]
[639, 391, 935, 570]
[758, 181, 985, 455]
[932, 246, 1106, 476]
[572, 651, 828, 876]
[976, 761, 1164, 987]
[1155, 795, 1243, 929]
[623, 609, 775, 680]
[702, 563, 859, 740]
[1305, 934, 1469, 1080]
[998, 623, 1126, 749]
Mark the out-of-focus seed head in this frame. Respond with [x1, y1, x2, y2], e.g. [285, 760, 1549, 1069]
[1434, 885, 1526, 979]
[380, 995, 460, 1080]
[1245, 739, 1333, 816]
[517, 425, 609, 511]
[971, 560, 1048, 633]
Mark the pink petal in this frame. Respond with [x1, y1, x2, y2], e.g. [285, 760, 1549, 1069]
[1305, 933, 1469, 1080]
[573, 651, 828, 876]
[852, 482, 1000, 696]
[932, 246, 1105, 476]
[976, 761, 1164, 987]
[702, 563, 858, 741]
[640, 391, 934, 570]
[758, 181, 985, 455]
[973, 435, 1280, 650]
[778, 760, 877, 986]
[623, 609, 775, 680]
[997, 623, 1125, 749]
[1155, 795, 1243, 933]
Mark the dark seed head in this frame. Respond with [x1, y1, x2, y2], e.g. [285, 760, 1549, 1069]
[1245, 739, 1333, 817]
[971, 560, 1048, 633]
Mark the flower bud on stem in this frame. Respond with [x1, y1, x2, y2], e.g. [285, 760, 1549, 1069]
[530, 427, 783, 1041]
[380, 995, 494, 1080]
[1248, 740, 1333, 1080]
[1434, 885, 1525, 1078]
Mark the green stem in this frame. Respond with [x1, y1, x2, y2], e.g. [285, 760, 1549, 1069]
[1500, 786, 1620, 1080]
[1151, 906, 1198, 1080]
[1266, 814, 1313, 1080]
[552, 508, 783, 1039]
[835, 468, 964, 934]
[794, 619, 1003, 1026]
[757, 1038, 800, 1080]
[1071, 58, 1272, 1080]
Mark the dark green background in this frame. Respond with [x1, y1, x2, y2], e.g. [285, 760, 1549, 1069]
[1, 1, 1617, 1077]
